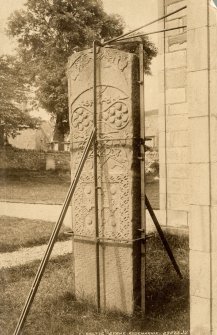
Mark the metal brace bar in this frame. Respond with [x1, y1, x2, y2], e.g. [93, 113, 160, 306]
[145, 195, 183, 279]
[102, 5, 187, 46]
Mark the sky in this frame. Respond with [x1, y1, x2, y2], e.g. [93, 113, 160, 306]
[0, 0, 159, 115]
[0, 0, 158, 55]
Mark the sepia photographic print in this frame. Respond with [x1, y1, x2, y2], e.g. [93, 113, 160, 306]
[0, 0, 217, 334]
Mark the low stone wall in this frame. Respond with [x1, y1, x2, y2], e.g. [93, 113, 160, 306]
[0, 147, 70, 171]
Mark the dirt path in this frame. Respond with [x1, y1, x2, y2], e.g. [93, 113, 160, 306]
[0, 240, 71, 269]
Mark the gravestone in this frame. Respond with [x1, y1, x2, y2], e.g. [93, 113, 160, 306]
[67, 46, 142, 313]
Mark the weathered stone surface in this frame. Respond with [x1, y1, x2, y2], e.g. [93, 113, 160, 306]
[165, 50, 187, 69]
[166, 114, 188, 131]
[166, 88, 186, 104]
[190, 163, 210, 206]
[190, 296, 211, 335]
[190, 250, 210, 299]
[167, 193, 189, 211]
[166, 67, 186, 89]
[167, 178, 189, 195]
[167, 102, 188, 115]
[210, 26, 217, 70]
[188, 70, 209, 117]
[167, 209, 188, 227]
[190, 116, 209, 163]
[187, 27, 208, 71]
[187, 0, 208, 30]
[166, 147, 189, 163]
[168, 32, 187, 48]
[166, 130, 189, 147]
[166, 1, 187, 20]
[67, 47, 141, 313]
[189, 205, 210, 252]
[167, 163, 189, 179]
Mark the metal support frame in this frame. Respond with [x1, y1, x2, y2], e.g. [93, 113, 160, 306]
[139, 41, 146, 313]
[93, 40, 101, 312]
[13, 128, 96, 335]
[145, 195, 183, 279]
[102, 5, 187, 46]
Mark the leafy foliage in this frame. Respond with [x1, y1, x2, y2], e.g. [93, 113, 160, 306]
[7, 0, 124, 135]
[0, 55, 38, 142]
[7, 0, 157, 136]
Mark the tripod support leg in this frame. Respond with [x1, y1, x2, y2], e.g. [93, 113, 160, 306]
[145, 195, 183, 279]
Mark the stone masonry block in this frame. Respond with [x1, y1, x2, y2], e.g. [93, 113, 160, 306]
[160, 193, 167, 210]
[160, 162, 166, 179]
[187, 0, 208, 30]
[187, 27, 208, 72]
[189, 205, 210, 252]
[166, 1, 187, 20]
[167, 193, 189, 211]
[166, 115, 188, 132]
[166, 88, 186, 104]
[168, 32, 187, 48]
[188, 70, 209, 117]
[212, 254, 217, 302]
[190, 163, 210, 206]
[190, 250, 210, 299]
[191, 296, 211, 335]
[210, 70, 217, 118]
[166, 67, 186, 89]
[210, 26, 217, 70]
[209, 4, 217, 27]
[158, 130, 166, 148]
[165, 50, 187, 69]
[167, 102, 188, 115]
[167, 178, 189, 195]
[167, 209, 188, 227]
[169, 40, 187, 52]
[211, 206, 217, 253]
[167, 147, 189, 163]
[166, 0, 184, 6]
[189, 116, 209, 163]
[166, 130, 189, 147]
[213, 299, 217, 335]
[167, 163, 189, 179]
[160, 177, 167, 195]
[211, 163, 217, 206]
[67, 47, 141, 313]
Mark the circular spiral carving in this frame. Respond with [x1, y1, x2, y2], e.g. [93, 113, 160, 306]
[103, 102, 129, 129]
[72, 107, 90, 131]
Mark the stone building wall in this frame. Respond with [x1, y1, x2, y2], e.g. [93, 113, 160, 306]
[158, 0, 189, 229]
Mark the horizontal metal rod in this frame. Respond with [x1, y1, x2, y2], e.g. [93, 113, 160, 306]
[113, 25, 187, 43]
[71, 233, 146, 244]
[102, 5, 187, 46]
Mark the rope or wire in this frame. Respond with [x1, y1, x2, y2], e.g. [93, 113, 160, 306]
[102, 5, 187, 46]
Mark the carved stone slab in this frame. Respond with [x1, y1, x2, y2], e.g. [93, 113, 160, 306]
[67, 46, 141, 314]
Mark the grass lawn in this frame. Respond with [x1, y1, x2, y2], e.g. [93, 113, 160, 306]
[0, 216, 70, 253]
[0, 170, 159, 208]
[0, 233, 189, 334]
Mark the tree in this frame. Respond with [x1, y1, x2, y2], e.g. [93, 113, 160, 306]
[0, 55, 38, 145]
[7, 0, 157, 138]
